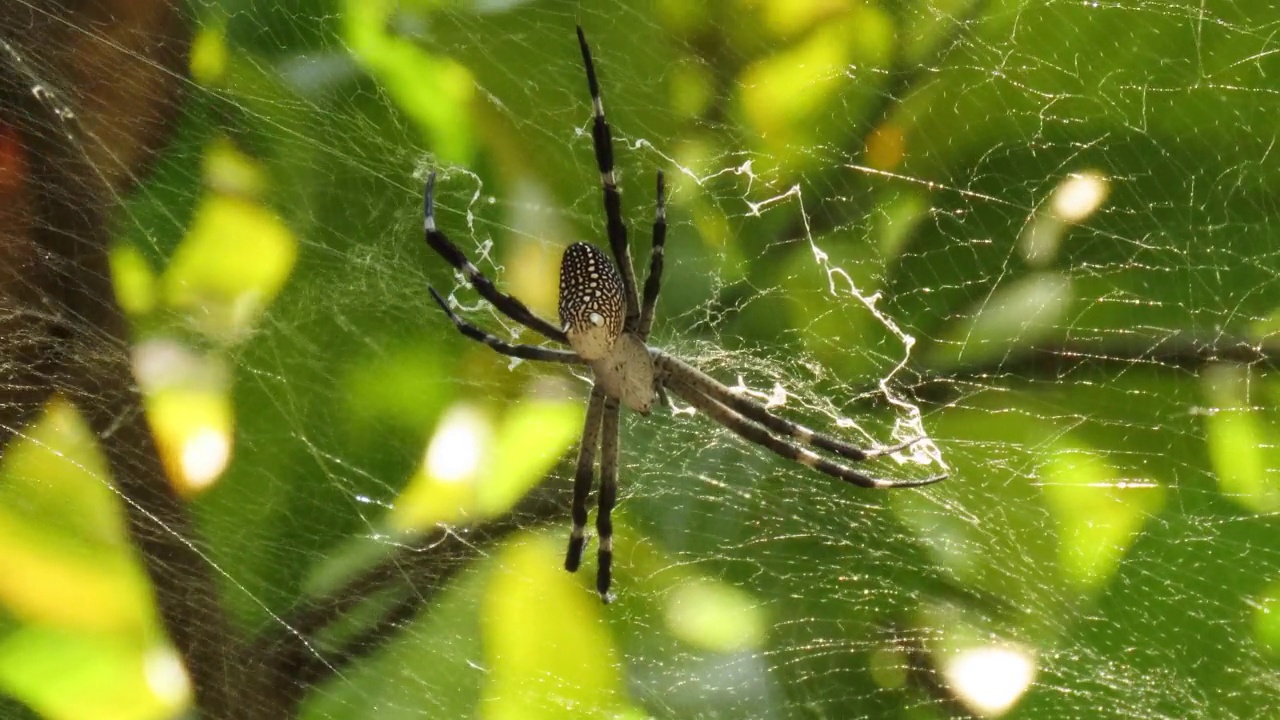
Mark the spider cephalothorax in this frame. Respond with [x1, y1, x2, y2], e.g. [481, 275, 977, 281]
[423, 27, 947, 603]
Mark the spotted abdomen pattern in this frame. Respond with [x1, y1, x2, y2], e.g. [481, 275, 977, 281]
[559, 242, 625, 361]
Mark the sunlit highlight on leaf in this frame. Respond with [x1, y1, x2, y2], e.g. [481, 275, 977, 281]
[180, 427, 232, 490]
[1050, 170, 1109, 223]
[0, 401, 152, 632]
[134, 339, 234, 495]
[0, 628, 183, 720]
[391, 398, 581, 531]
[142, 646, 192, 709]
[1021, 170, 1110, 267]
[1042, 447, 1164, 591]
[427, 403, 489, 485]
[927, 272, 1073, 369]
[664, 580, 766, 653]
[942, 644, 1036, 717]
[1202, 364, 1280, 512]
[393, 403, 491, 530]
[343, 0, 475, 163]
[163, 185, 296, 342]
[190, 22, 228, 86]
[147, 390, 234, 496]
[110, 245, 158, 317]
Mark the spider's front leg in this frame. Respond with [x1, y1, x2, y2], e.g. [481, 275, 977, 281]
[422, 173, 567, 344]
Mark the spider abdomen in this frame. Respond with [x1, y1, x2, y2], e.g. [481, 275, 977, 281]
[559, 242, 625, 361]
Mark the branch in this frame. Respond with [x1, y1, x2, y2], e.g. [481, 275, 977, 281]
[909, 334, 1280, 402]
[0, 7, 257, 717]
[259, 481, 568, 717]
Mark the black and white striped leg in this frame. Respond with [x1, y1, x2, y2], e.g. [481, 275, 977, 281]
[424, 173, 568, 344]
[656, 353, 936, 464]
[668, 378, 947, 489]
[596, 397, 621, 603]
[576, 26, 640, 330]
[638, 170, 667, 340]
[428, 287, 584, 365]
[566, 386, 607, 573]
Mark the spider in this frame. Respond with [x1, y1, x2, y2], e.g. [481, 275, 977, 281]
[422, 27, 947, 603]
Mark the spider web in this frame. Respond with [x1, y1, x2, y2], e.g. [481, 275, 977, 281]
[2, 1, 1280, 719]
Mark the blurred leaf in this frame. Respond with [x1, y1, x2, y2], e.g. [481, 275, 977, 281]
[925, 272, 1073, 370]
[0, 401, 152, 633]
[1041, 446, 1164, 591]
[0, 628, 183, 720]
[1253, 582, 1280, 656]
[480, 535, 641, 720]
[482, 397, 584, 514]
[738, 13, 881, 170]
[145, 386, 234, 496]
[190, 21, 229, 87]
[1202, 364, 1280, 513]
[342, 0, 475, 164]
[163, 186, 296, 342]
[0, 402, 166, 719]
[391, 397, 582, 531]
[664, 580, 766, 653]
[110, 245, 159, 317]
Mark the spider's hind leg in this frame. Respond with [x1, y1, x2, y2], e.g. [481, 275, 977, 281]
[863, 435, 931, 459]
[566, 387, 607, 573]
[596, 397, 621, 603]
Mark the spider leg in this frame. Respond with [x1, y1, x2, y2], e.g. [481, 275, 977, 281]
[596, 398, 621, 603]
[424, 173, 569, 344]
[576, 26, 641, 331]
[667, 378, 947, 489]
[428, 287, 584, 365]
[638, 170, 666, 341]
[566, 385, 607, 572]
[657, 353, 932, 462]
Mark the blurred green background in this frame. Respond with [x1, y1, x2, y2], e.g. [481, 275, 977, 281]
[4, 0, 1280, 718]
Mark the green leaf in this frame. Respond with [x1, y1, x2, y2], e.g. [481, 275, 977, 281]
[480, 535, 641, 720]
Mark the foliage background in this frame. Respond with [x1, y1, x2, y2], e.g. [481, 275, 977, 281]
[2, 0, 1280, 718]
